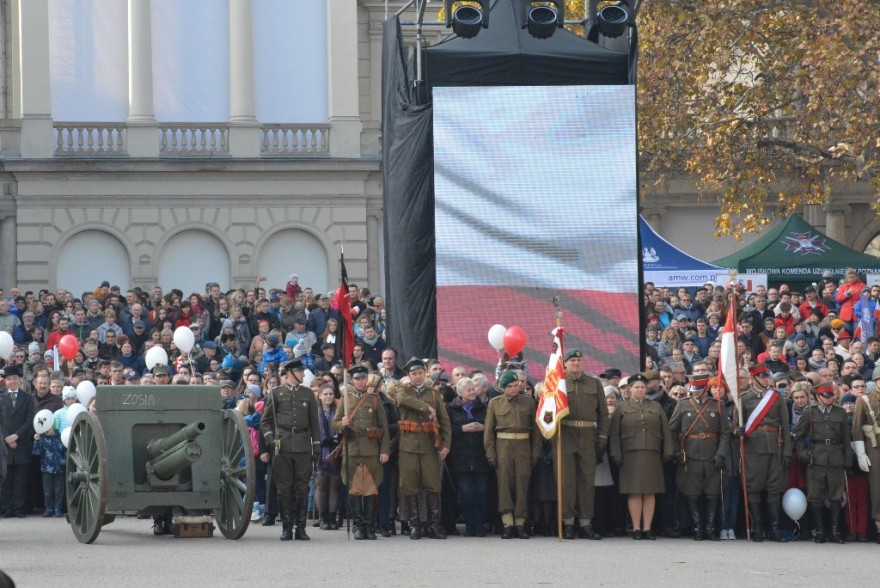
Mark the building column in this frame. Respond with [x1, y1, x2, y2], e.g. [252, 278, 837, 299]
[641, 206, 666, 234]
[0, 179, 17, 289]
[366, 209, 381, 293]
[127, 0, 159, 157]
[824, 204, 849, 244]
[227, 0, 260, 157]
[15, 0, 53, 158]
[326, 1, 362, 158]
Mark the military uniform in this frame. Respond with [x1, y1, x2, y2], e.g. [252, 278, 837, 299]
[852, 392, 880, 537]
[261, 372, 320, 540]
[484, 387, 541, 538]
[554, 370, 609, 539]
[793, 399, 852, 543]
[740, 379, 792, 541]
[332, 380, 390, 540]
[396, 359, 452, 539]
[608, 398, 675, 494]
[668, 390, 730, 540]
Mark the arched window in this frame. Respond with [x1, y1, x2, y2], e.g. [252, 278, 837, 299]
[56, 230, 130, 293]
[257, 230, 328, 295]
[158, 230, 230, 294]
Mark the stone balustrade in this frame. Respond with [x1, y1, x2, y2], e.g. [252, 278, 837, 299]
[54, 123, 127, 156]
[261, 125, 330, 156]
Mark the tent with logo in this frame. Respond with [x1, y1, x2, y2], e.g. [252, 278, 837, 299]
[640, 216, 728, 287]
[713, 215, 880, 285]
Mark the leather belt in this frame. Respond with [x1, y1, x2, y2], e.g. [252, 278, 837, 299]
[497, 432, 530, 440]
[686, 432, 718, 440]
[756, 425, 780, 433]
[561, 420, 596, 428]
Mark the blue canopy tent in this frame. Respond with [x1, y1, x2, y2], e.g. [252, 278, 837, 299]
[640, 216, 728, 287]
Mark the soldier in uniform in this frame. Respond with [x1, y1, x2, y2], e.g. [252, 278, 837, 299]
[332, 365, 390, 540]
[852, 366, 880, 543]
[793, 383, 852, 543]
[737, 362, 792, 542]
[396, 358, 451, 539]
[260, 358, 320, 541]
[668, 374, 730, 541]
[484, 371, 542, 539]
[556, 348, 610, 540]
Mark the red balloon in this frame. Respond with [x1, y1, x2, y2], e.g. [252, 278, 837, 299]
[503, 326, 526, 356]
[58, 334, 80, 361]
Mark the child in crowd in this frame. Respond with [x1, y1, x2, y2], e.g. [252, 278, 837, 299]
[33, 425, 67, 517]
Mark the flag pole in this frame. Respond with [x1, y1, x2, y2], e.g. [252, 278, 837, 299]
[554, 297, 564, 541]
[728, 270, 751, 541]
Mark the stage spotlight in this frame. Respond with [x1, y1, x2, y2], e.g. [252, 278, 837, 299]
[519, 1, 564, 40]
[597, 1, 630, 38]
[444, 1, 490, 39]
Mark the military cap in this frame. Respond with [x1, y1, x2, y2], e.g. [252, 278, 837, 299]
[564, 349, 583, 361]
[628, 373, 648, 385]
[403, 357, 426, 373]
[749, 363, 770, 378]
[815, 384, 835, 397]
[279, 358, 305, 374]
[688, 374, 710, 389]
[498, 371, 519, 388]
[348, 365, 369, 378]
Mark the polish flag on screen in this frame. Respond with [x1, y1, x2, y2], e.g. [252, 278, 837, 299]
[536, 327, 570, 439]
[719, 297, 741, 416]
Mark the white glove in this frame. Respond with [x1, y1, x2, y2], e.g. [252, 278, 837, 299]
[853, 440, 871, 473]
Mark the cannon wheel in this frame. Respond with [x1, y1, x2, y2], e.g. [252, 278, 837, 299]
[66, 412, 108, 544]
[217, 409, 255, 539]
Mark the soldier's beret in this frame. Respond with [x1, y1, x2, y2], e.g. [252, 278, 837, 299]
[628, 373, 648, 385]
[403, 357, 425, 373]
[564, 349, 583, 361]
[498, 371, 519, 389]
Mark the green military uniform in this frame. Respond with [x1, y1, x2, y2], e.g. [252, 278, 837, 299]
[396, 359, 452, 539]
[794, 393, 852, 543]
[668, 382, 731, 540]
[261, 363, 320, 540]
[332, 371, 390, 541]
[554, 367, 610, 539]
[609, 398, 675, 495]
[484, 375, 541, 538]
[852, 391, 880, 534]
[740, 366, 792, 542]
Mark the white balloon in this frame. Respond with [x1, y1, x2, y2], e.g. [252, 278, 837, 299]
[61, 428, 72, 449]
[33, 409, 55, 434]
[173, 326, 196, 354]
[145, 346, 169, 370]
[76, 380, 97, 406]
[782, 487, 807, 521]
[0, 331, 13, 360]
[487, 324, 507, 351]
[302, 369, 315, 388]
[66, 403, 86, 424]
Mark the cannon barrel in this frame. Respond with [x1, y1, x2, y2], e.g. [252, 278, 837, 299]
[146, 421, 206, 459]
[149, 441, 204, 481]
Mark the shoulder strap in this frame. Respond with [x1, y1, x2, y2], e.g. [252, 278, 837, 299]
[347, 392, 372, 421]
[861, 395, 879, 425]
[682, 398, 713, 438]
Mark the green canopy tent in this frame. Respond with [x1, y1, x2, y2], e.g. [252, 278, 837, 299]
[713, 215, 880, 286]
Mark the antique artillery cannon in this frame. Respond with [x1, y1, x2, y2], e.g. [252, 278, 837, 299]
[65, 385, 255, 544]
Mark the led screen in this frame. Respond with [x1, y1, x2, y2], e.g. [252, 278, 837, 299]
[434, 85, 640, 379]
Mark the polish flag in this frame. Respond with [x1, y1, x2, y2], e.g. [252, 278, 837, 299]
[536, 327, 570, 439]
[719, 297, 741, 422]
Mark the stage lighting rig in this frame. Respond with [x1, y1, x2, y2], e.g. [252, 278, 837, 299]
[520, 1, 564, 39]
[444, 0, 490, 38]
[596, 1, 631, 38]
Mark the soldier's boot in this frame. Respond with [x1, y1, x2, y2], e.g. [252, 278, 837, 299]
[811, 504, 826, 543]
[748, 501, 764, 542]
[767, 500, 786, 542]
[688, 498, 703, 541]
[351, 499, 366, 540]
[829, 502, 844, 544]
[426, 492, 447, 539]
[406, 496, 422, 540]
[705, 497, 719, 541]
[280, 509, 294, 541]
[294, 500, 311, 541]
[364, 496, 378, 540]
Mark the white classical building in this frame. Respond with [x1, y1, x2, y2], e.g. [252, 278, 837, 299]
[0, 0, 875, 297]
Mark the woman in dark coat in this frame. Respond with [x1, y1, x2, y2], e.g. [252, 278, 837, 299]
[609, 373, 675, 540]
[447, 377, 490, 537]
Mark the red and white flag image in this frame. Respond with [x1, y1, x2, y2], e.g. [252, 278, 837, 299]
[719, 297, 741, 418]
[536, 327, 570, 439]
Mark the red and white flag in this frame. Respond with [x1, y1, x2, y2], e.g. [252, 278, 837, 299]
[536, 327, 570, 439]
[719, 296, 742, 424]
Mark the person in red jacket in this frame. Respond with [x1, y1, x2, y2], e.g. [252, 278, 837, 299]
[45, 315, 73, 350]
[798, 285, 829, 321]
[773, 302, 797, 336]
[836, 268, 866, 333]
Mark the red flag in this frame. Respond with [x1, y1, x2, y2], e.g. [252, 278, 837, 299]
[332, 253, 354, 369]
[719, 293, 742, 425]
[536, 327, 570, 439]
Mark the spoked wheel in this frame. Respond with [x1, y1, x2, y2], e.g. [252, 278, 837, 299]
[66, 411, 108, 544]
[217, 409, 255, 539]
